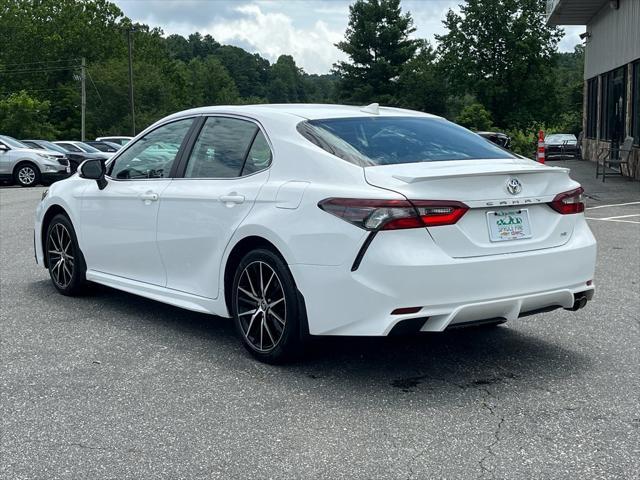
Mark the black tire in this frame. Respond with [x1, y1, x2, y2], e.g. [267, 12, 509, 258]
[45, 214, 87, 296]
[14, 162, 41, 187]
[231, 248, 306, 363]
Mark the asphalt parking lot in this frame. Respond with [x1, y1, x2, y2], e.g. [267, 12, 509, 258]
[1, 160, 638, 479]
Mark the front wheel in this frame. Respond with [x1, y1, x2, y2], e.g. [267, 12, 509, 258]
[14, 163, 40, 187]
[45, 214, 87, 295]
[231, 249, 306, 363]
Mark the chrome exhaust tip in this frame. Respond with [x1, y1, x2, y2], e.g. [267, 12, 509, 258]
[566, 294, 588, 312]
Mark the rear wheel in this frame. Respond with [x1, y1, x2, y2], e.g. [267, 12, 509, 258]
[14, 163, 40, 187]
[231, 249, 305, 363]
[46, 214, 87, 295]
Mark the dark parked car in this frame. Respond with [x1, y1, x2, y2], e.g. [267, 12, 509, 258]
[477, 131, 511, 149]
[85, 140, 121, 152]
[21, 139, 108, 173]
[544, 134, 581, 159]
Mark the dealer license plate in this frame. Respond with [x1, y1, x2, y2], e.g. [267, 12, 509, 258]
[487, 209, 532, 242]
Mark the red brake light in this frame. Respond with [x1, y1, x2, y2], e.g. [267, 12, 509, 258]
[412, 200, 469, 227]
[318, 198, 468, 230]
[548, 187, 585, 214]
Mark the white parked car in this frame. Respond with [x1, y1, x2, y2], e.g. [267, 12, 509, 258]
[95, 136, 132, 146]
[54, 141, 115, 159]
[34, 104, 597, 362]
[0, 135, 70, 186]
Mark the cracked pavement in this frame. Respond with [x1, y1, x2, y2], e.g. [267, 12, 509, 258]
[1, 162, 639, 479]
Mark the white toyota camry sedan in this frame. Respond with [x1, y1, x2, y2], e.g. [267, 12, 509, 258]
[34, 104, 597, 362]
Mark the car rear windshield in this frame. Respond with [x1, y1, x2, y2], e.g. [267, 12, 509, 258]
[545, 134, 577, 143]
[297, 116, 515, 166]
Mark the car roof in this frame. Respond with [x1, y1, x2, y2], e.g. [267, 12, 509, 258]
[165, 103, 440, 122]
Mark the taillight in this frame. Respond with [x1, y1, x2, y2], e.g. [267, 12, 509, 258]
[318, 198, 468, 230]
[548, 187, 585, 214]
[412, 200, 469, 227]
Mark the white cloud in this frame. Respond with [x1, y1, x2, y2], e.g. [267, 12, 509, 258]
[558, 26, 583, 52]
[208, 4, 346, 74]
[115, 0, 582, 73]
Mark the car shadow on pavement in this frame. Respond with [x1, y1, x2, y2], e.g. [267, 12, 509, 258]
[30, 279, 590, 401]
[296, 329, 587, 400]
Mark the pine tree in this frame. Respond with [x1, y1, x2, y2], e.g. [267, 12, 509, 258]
[334, 0, 420, 104]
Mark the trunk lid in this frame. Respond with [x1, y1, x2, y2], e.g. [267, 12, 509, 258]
[364, 158, 580, 257]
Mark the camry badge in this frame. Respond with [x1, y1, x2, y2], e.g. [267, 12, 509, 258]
[506, 178, 522, 195]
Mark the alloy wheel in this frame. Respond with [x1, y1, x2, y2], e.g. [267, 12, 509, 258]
[18, 166, 36, 186]
[47, 223, 75, 288]
[236, 261, 287, 352]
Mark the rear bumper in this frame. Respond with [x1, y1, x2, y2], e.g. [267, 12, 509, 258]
[290, 219, 597, 336]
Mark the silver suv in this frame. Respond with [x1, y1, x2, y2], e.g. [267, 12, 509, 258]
[0, 135, 70, 187]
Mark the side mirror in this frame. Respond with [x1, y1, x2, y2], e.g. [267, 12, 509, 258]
[78, 158, 107, 190]
[0, 143, 9, 151]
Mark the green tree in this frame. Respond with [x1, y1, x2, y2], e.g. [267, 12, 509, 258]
[550, 45, 584, 134]
[456, 103, 493, 131]
[186, 56, 241, 107]
[303, 74, 338, 103]
[334, 0, 420, 104]
[436, 0, 562, 128]
[215, 45, 270, 99]
[394, 41, 447, 115]
[267, 55, 306, 103]
[0, 91, 58, 138]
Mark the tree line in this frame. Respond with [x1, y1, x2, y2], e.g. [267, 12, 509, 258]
[0, 0, 583, 156]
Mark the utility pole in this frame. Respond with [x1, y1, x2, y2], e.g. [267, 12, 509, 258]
[81, 57, 86, 141]
[127, 29, 136, 136]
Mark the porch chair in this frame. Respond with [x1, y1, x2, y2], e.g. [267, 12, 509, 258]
[596, 136, 634, 182]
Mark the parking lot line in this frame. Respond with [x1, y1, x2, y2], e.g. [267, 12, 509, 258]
[586, 201, 640, 210]
[586, 217, 640, 224]
[599, 214, 640, 220]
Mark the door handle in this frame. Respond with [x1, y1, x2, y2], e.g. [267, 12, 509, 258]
[219, 194, 245, 205]
[139, 192, 159, 204]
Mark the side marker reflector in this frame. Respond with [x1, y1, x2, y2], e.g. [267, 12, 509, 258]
[391, 307, 422, 315]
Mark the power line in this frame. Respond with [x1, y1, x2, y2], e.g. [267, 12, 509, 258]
[0, 65, 79, 75]
[0, 58, 80, 68]
[86, 68, 103, 104]
[0, 87, 68, 97]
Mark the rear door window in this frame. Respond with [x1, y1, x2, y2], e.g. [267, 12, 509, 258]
[184, 117, 259, 178]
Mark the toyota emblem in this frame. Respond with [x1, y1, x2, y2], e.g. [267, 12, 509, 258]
[506, 178, 522, 195]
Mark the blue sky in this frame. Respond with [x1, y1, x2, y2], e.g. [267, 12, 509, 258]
[115, 0, 583, 74]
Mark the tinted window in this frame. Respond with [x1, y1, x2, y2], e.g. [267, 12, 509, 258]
[109, 118, 193, 180]
[586, 77, 598, 139]
[242, 130, 272, 175]
[185, 117, 258, 178]
[58, 142, 82, 152]
[298, 117, 515, 166]
[39, 141, 67, 154]
[21, 141, 42, 149]
[88, 142, 116, 152]
[633, 61, 640, 145]
[76, 142, 101, 153]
